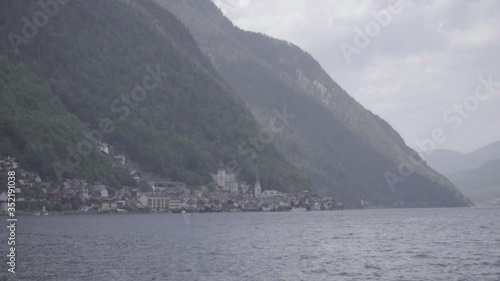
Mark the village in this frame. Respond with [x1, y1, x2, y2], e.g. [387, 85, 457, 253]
[0, 142, 343, 215]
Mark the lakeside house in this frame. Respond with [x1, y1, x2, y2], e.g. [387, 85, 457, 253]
[99, 198, 118, 212]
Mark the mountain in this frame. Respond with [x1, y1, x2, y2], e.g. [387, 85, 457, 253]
[425, 140, 500, 177]
[425, 140, 500, 206]
[156, 0, 471, 207]
[0, 56, 135, 188]
[423, 149, 468, 177]
[0, 0, 311, 191]
[449, 159, 500, 206]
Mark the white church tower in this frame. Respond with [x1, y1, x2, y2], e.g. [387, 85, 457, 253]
[217, 162, 225, 188]
[254, 171, 261, 198]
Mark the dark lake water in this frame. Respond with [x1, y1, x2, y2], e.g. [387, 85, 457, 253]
[3, 207, 500, 281]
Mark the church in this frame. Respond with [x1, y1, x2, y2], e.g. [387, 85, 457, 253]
[212, 162, 262, 198]
[212, 162, 239, 194]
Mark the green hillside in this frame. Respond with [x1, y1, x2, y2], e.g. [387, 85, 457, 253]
[0, 0, 310, 191]
[157, 0, 470, 207]
[0, 56, 134, 187]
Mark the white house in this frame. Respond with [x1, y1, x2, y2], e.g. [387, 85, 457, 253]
[169, 198, 181, 210]
[260, 190, 286, 198]
[138, 193, 171, 211]
[97, 143, 109, 154]
[93, 184, 108, 198]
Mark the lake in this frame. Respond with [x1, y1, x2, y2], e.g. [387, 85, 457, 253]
[3, 207, 500, 281]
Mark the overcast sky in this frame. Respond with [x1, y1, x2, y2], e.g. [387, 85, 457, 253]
[213, 0, 500, 153]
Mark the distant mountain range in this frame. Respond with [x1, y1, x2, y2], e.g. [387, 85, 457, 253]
[425, 141, 500, 176]
[425, 141, 500, 206]
[451, 159, 500, 206]
[156, 0, 470, 207]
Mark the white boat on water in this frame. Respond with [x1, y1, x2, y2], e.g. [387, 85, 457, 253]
[290, 207, 307, 212]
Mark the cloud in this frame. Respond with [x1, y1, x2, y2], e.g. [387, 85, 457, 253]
[450, 20, 499, 48]
[214, 0, 500, 153]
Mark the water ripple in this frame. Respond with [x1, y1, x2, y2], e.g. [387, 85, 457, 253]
[3, 208, 500, 281]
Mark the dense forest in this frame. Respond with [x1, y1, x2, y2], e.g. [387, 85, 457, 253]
[0, 0, 311, 191]
[0, 56, 135, 188]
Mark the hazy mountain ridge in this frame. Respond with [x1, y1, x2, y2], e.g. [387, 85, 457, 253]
[450, 159, 500, 206]
[157, 0, 470, 207]
[426, 140, 500, 177]
[0, 0, 311, 191]
[426, 141, 500, 205]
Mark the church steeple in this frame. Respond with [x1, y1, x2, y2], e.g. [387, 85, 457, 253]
[254, 170, 261, 198]
[217, 161, 225, 188]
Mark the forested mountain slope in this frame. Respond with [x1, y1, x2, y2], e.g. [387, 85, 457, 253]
[0, 56, 134, 187]
[0, 0, 311, 191]
[157, 0, 470, 207]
